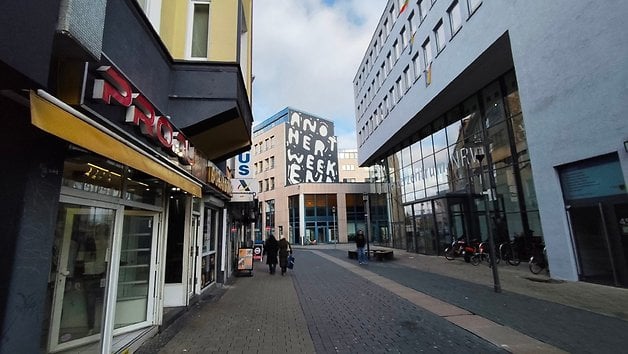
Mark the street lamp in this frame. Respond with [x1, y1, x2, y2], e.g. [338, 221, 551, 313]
[332, 206, 337, 249]
[363, 193, 371, 260]
[476, 147, 501, 293]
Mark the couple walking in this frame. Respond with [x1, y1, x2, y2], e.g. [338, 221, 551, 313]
[263, 233, 292, 275]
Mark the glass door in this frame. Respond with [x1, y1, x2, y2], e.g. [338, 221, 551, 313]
[189, 214, 200, 298]
[48, 204, 115, 352]
[113, 211, 159, 331]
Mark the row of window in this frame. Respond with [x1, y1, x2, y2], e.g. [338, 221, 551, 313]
[356, 0, 482, 147]
[254, 156, 275, 174]
[258, 177, 276, 192]
[253, 135, 276, 154]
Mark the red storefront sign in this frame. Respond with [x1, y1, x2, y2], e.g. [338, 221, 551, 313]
[92, 66, 194, 165]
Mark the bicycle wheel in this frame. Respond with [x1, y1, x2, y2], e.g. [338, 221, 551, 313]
[507, 249, 521, 266]
[471, 254, 481, 266]
[529, 257, 543, 274]
[444, 247, 455, 261]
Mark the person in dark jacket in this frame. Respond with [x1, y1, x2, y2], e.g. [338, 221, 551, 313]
[263, 233, 279, 274]
[277, 236, 293, 275]
[355, 230, 367, 264]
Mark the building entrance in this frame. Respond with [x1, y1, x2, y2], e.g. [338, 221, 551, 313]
[567, 200, 628, 287]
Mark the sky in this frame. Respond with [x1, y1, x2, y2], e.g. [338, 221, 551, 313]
[252, 0, 386, 150]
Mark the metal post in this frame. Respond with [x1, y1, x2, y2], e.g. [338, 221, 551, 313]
[476, 153, 501, 293]
[363, 193, 371, 260]
[332, 206, 337, 249]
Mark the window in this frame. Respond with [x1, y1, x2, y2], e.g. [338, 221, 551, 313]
[412, 53, 421, 80]
[386, 51, 393, 73]
[434, 20, 446, 53]
[380, 62, 386, 80]
[384, 18, 390, 36]
[401, 26, 408, 48]
[270, 177, 275, 190]
[383, 95, 390, 114]
[389, 86, 396, 106]
[378, 30, 384, 49]
[467, 0, 481, 15]
[377, 104, 383, 124]
[403, 65, 412, 92]
[422, 38, 433, 66]
[408, 11, 417, 32]
[270, 156, 275, 169]
[393, 40, 400, 61]
[188, 1, 210, 59]
[418, 0, 429, 20]
[448, 0, 462, 34]
[259, 181, 263, 192]
[375, 71, 381, 89]
[395, 78, 403, 102]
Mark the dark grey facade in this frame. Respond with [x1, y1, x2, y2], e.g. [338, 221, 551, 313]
[0, 1, 252, 353]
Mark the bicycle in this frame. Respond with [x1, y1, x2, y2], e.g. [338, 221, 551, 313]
[499, 240, 521, 266]
[471, 242, 500, 267]
[529, 245, 548, 274]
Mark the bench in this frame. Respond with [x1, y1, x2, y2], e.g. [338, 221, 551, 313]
[347, 249, 394, 261]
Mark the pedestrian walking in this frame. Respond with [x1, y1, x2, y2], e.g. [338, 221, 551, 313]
[263, 233, 279, 274]
[355, 230, 367, 264]
[278, 236, 293, 275]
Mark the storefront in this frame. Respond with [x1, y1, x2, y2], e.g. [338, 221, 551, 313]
[385, 70, 543, 259]
[0, 2, 252, 352]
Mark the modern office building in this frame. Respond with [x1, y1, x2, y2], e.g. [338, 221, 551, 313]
[339, 148, 372, 183]
[0, 1, 252, 353]
[354, 0, 627, 287]
[252, 108, 389, 245]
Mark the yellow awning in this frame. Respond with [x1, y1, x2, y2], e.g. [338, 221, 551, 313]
[30, 91, 202, 197]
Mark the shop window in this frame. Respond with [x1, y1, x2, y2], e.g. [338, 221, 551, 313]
[188, 1, 210, 59]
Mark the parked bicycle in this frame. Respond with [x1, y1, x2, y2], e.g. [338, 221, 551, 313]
[498, 239, 521, 266]
[470, 242, 500, 267]
[529, 245, 548, 274]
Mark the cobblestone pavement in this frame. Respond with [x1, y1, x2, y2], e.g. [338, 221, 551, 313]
[137, 243, 628, 354]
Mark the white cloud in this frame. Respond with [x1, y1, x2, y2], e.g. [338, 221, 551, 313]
[252, 0, 384, 149]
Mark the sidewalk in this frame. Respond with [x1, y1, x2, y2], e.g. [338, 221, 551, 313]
[138, 243, 628, 353]
[308, 243, 628, 321]
[138, 260, 315, 354]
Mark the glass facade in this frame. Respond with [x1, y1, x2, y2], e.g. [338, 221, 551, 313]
[386, 71, 542, 256]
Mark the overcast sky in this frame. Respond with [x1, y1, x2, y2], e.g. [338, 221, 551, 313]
[252, 0, 385, 150]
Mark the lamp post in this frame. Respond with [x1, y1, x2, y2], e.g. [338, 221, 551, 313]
[332, 206, 337, 249]
[363, 193, 371, 260]
[476, 150, 501, 293]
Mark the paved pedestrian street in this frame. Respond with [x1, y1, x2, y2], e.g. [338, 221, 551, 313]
[138, 244, 628, 354]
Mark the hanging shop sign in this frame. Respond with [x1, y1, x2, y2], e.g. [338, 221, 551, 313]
[207, 163, 232, 196]
[90, 65, 195, 165]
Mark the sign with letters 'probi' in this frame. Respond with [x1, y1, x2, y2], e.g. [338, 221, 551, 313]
[231, 151, 257, 202]
[285, 111, 338, 185]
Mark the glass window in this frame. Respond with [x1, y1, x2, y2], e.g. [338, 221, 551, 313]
[482, 81, 506, 127]
[468, 0, 482, 15]
[504, 71, 521, 116]
[403, 65, 412, 92]
[448, 0, 463, 34]
[419, 0, 429, 20]
[432, 126, 447, 152]
[423, 155, 437, 189]
[412, 53, 421, 81]
[421, 134, 434, 157]
[434, 20, 446, 52]
[396, 77, 403, 100]
[408, 11, 417, 31]
[401, 26, 408, 48]
[394, 40, 401, 60]
[487, 120, 512, 167]
[422, 38, 433, 66]
[190, 2, 210, 58]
